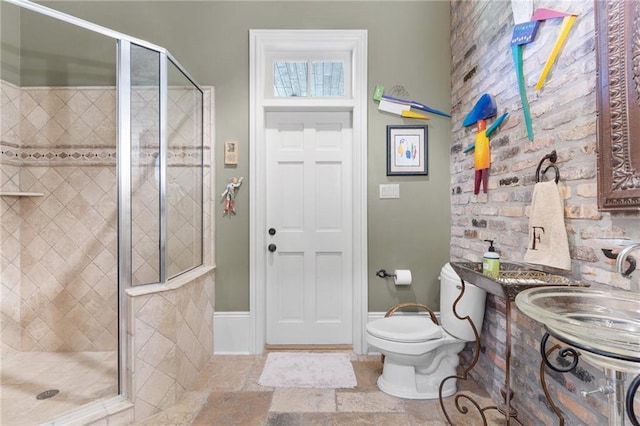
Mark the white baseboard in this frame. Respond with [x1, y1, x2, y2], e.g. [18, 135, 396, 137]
[213, 311, 252, 354]
[367, 311, 386, 322]
[367, 310, 440, 321]
[213, 310, 440, 355]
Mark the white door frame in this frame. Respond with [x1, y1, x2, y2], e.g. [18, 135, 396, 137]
[249, 29, 368, 354]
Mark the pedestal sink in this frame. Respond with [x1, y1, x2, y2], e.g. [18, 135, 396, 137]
[516, 286, 640, 425]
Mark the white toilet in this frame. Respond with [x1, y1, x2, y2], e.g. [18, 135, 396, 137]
[366, 263, 487, 399]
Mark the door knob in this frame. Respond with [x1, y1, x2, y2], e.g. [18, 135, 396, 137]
[268, 228, 276, 236]
[268, 244, 277, 252]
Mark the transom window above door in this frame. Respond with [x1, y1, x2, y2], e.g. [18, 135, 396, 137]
[265, 51, 351, 99]
[273, 61, 344, 97]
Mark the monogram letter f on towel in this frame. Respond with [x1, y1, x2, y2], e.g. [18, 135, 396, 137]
[524, 181, 571, 270]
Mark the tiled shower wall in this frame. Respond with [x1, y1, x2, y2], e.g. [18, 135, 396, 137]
[1, 80, 211, 356]
[127, 271, 215, 422]
[450, 1, 640, 424]
[1, 81, 118, 353]
[1, 81, 23, 353]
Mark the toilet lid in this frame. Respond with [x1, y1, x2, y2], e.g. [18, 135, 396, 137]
[367, 316, 441, 343]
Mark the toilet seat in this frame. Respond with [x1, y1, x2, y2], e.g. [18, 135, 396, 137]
[366, 316, 441, 343]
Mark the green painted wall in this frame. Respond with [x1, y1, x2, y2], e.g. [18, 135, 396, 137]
[18, 6, 116, 87]
[19, 1, 451, 312]
[1, 1, 21, 85]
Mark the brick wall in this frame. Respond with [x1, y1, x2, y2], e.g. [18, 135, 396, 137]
[450, 1, 640, 424]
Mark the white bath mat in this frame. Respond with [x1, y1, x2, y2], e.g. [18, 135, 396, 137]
[258, 352, 357, 389]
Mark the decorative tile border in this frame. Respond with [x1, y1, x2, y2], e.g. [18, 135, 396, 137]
[1, 143, 208, 167]
[1, 145, 116, 166]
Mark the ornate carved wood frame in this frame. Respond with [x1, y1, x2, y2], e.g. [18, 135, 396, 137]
[596, 0, 640, 211]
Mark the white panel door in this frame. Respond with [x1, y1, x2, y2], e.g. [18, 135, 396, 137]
[265, 111, 353, 345]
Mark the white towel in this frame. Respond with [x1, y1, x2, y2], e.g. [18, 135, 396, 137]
[523, 181, 571, 270]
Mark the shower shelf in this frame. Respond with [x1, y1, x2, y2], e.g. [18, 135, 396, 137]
[0, 192, 45, 197]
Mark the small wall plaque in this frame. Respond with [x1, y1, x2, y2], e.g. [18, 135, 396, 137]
[224, 140, 238, 165]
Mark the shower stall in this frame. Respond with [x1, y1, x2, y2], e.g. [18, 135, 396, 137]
[0, 1, 214, 424]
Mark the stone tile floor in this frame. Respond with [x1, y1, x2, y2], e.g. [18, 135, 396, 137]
[136, 353, 506, 425]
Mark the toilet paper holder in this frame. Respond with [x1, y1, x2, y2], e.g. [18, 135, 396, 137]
[376, 268, 412, 285]
[375, 269, 396, 279]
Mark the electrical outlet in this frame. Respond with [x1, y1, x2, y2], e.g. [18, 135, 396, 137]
[379, 184, 400, 199]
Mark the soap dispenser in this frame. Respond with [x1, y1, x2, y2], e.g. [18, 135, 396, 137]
[483, 239, 500, 278]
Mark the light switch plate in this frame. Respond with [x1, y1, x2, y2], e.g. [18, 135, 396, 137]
[379, 184, 400, 199]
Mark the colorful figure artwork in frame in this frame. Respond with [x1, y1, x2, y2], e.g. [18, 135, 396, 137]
[386, 125, 428, 176]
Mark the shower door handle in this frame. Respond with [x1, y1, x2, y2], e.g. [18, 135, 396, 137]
[268, 244, 277, 253]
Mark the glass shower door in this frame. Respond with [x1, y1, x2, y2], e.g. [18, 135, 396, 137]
[166, 59, 203, 279]
[129, 44, 161, 286]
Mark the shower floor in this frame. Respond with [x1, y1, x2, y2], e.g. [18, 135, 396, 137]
[0, 351, 117, 425]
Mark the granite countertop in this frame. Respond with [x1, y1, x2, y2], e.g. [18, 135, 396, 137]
[450, 261, 589, 301]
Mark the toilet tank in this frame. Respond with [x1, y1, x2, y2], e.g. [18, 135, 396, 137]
[439, 263, 487, 341]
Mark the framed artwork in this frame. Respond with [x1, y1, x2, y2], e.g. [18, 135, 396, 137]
[386, 125, 428, 176]
[595, 1, 640, 210]
[224, 140, 238, 165]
